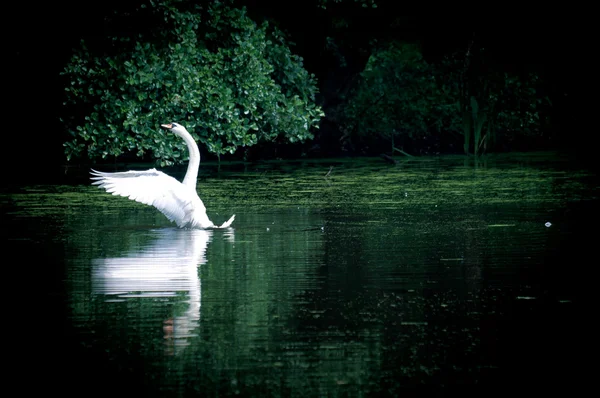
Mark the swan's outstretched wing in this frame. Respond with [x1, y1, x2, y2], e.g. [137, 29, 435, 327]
[91, 169, 194, 226]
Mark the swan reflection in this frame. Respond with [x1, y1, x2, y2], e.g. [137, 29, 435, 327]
[92, 228, 231, 354]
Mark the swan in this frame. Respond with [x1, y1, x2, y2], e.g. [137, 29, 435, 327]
[90, 123, 235, 229]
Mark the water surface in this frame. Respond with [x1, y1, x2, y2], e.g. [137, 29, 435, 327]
[4, 154, 595, 395]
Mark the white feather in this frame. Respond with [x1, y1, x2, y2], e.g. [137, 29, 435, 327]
[90, 123, 235, 229]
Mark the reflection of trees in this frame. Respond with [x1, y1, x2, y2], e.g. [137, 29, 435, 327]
[9, 157, 588, 394]
[197, 210, 327, 361]
[186, 200, 484, 393]
[176, 210, 385, 394]
[62, 158, 580, 393]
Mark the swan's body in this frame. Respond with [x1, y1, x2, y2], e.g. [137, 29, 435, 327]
[91, 123, 235, 229]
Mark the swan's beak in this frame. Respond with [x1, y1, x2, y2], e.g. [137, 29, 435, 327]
[161, 123, 173, 129]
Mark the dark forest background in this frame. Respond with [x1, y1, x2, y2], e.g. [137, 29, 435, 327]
[6, 1, 593, 183]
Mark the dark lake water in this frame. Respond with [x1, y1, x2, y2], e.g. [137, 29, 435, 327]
[4, 153, 596, 395]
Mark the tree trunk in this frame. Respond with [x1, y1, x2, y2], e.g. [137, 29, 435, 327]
[462, 108, 472, 155]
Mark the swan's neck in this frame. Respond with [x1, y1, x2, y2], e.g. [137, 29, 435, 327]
[180, 130, 200, 189]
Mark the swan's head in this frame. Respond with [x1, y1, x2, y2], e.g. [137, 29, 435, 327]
[161, 122, 188, 138]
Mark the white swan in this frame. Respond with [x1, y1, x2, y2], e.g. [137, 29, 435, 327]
[91, 123, 235, 229]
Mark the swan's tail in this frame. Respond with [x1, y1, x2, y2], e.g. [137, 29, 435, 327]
[217, 215, 235, 228]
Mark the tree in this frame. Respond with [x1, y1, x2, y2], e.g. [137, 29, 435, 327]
[340, 42, 460, 154]
[440, 39, 551, 156]
[61, 0, 324, 165]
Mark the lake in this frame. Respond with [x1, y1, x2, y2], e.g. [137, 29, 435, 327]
[4, 153, 596, 395]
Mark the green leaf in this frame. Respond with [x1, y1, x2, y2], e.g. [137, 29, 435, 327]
[61, 0, 323, 164]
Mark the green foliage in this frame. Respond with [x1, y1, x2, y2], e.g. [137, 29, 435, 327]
[338, 40, 549, 155]
[440, 49, 550, 155]
[341, 42, 459, 149]
[62, 0, 323, 165]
